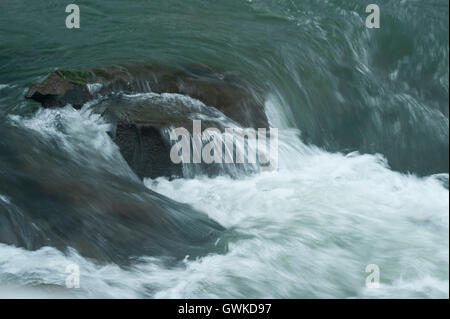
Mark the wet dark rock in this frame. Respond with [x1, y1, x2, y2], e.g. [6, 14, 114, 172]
[98, 93, 239, 179]
[112, 122, 182, 180]
[25, 71, 92, 109]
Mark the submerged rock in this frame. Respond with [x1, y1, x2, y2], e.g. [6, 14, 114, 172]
[0, 124, 228, 265]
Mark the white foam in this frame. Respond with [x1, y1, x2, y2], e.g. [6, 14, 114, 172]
[9, 103, 117, 160]
[143, 139, 448, 298]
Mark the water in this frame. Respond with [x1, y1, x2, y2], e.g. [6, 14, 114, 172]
[0, 0, 448, 298]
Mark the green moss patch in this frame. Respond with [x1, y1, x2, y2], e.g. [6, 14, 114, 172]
[55, 70, 94, 84]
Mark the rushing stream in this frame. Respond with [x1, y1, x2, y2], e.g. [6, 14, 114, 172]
[0, 0, 448, 298]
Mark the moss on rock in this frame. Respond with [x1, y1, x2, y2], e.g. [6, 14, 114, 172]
[55, 70, 94, 84]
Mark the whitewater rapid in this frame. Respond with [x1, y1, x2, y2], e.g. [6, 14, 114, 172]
[0, 97, 448, 299]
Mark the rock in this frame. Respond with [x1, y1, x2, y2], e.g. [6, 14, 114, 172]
[25, 63, 269, 179]
[107, 63, 268, 128]
[25, 71, 92, 109]
[26, 64, 268, 128]
[98, 93, 242, 179]
[101, 65, 267, 128]
[112, 122, 182, 180]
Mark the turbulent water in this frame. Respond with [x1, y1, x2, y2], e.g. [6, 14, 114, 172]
[0, 0, 448, 298]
